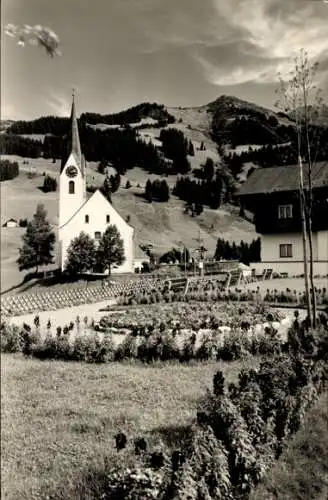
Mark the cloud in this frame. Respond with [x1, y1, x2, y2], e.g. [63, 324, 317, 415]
[125, 0, 328, 90]
[193, 0, 328, 86]
[3, 0, 327, 119]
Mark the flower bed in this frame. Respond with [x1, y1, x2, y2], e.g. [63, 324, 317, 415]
[97, 302, 284, 336]
[1, 302, 290, 363]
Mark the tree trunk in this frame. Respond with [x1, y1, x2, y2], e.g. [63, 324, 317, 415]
[306, 208, 317, 327]
[299, 157, 312, 323]
[302, 74, 317, 327]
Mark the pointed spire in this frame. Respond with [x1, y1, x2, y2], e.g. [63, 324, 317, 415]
[61, 89, 83, 174]
[69, 88, 82, 160]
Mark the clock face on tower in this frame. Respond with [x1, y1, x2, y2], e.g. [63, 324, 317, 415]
[66, 165, 78, 178]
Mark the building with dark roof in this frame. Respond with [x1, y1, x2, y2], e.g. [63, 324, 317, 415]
[238, 163, 328, 276]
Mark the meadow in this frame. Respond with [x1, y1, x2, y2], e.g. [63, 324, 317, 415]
[1, 354, 247, 500]
[1, 154, 255, 293]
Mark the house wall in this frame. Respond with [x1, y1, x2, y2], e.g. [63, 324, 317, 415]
[252, 229, 328, 277]
[261, 232, 319, 262]
[59, 190, 134, 274]
[317, 230, 328, 261]
[250, 261, 328, 277]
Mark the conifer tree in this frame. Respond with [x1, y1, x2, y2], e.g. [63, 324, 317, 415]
[17, 204, 55, 273]
[101, 174, 112, 202]
[145, 179, 153, 203]
[160, 179, 170, 201]
[188, 140, 195, 156]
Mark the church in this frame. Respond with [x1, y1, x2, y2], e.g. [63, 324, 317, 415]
[58, 94, 135, 274]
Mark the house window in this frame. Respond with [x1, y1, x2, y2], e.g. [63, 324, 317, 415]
[68, 180, 75, 194]
[95, 231, 101, 240]
[106, 214, 110, 223]
[280, 244, 293, 258]
[278, 204, 293, 219]
[85, 215, 89, 223]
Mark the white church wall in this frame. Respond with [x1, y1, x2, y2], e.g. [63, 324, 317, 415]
[59, 153, 85, 228]
[59, 190, 134, 274]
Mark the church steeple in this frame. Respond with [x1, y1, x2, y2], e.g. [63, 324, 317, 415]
[69, 89, 82, 160]
[61, 89, 83, 174]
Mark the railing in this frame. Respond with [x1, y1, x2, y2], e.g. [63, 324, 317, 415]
[0, 268, 286, 318]
[0, 277, 165, 317]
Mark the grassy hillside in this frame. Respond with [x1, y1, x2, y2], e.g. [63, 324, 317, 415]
[1, 155, 256, 293]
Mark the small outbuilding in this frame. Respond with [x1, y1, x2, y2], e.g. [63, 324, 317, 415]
[2, 218, 18, 228]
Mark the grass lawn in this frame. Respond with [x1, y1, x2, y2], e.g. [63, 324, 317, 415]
[1, 354, 250, 500]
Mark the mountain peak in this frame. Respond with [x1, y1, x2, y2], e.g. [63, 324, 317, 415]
[206, 95, 275, 115]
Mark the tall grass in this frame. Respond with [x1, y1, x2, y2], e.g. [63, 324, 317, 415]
[251, 391, 328, 500]
[1, 354, 248, 500]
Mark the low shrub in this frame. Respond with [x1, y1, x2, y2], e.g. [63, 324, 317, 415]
[93, 321, 328, 500]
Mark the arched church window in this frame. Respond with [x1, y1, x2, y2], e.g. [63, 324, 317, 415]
[85, 215, 89, 223]
[106, 214, 110, 223]
[69, 180, 75, 194]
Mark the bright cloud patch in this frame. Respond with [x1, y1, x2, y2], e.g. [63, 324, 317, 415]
[4, 24, 61, 57]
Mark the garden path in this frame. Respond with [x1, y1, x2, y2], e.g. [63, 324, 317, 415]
[6, 298, 117, 330]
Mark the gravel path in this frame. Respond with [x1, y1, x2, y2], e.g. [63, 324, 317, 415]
[6, 299, 117, 330]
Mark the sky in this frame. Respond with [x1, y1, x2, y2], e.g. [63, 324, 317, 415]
[2, 0, 328, 120]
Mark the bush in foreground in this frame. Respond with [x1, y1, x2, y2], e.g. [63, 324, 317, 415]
[80, 322, 328, 499]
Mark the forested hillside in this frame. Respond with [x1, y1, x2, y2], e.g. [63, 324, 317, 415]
[1, 96, 327, 188]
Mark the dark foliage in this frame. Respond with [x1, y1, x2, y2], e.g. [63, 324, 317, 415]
[173, 170, 235, 209]
[17, 204, 55, 273]
[114, 432, 128, 452]
[80, 102, 175, 126]
[134, 437, 148, 455]
[0, 159, 19, 182]
[159, 128, 191, 174]
[0, 134, 43, 158]
[159, 247, 190, 264]
[224, 128, 328, 176]
[214, 237, 261, 264]
[7, 116, 68, 135]
[144, 179, 170, 202]
[42, 174, 57, 192]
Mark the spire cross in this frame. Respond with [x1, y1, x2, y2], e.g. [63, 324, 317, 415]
[72, 88, 75, 101]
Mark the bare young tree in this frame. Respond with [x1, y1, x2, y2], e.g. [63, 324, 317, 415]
[276, 49, 326, 327]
